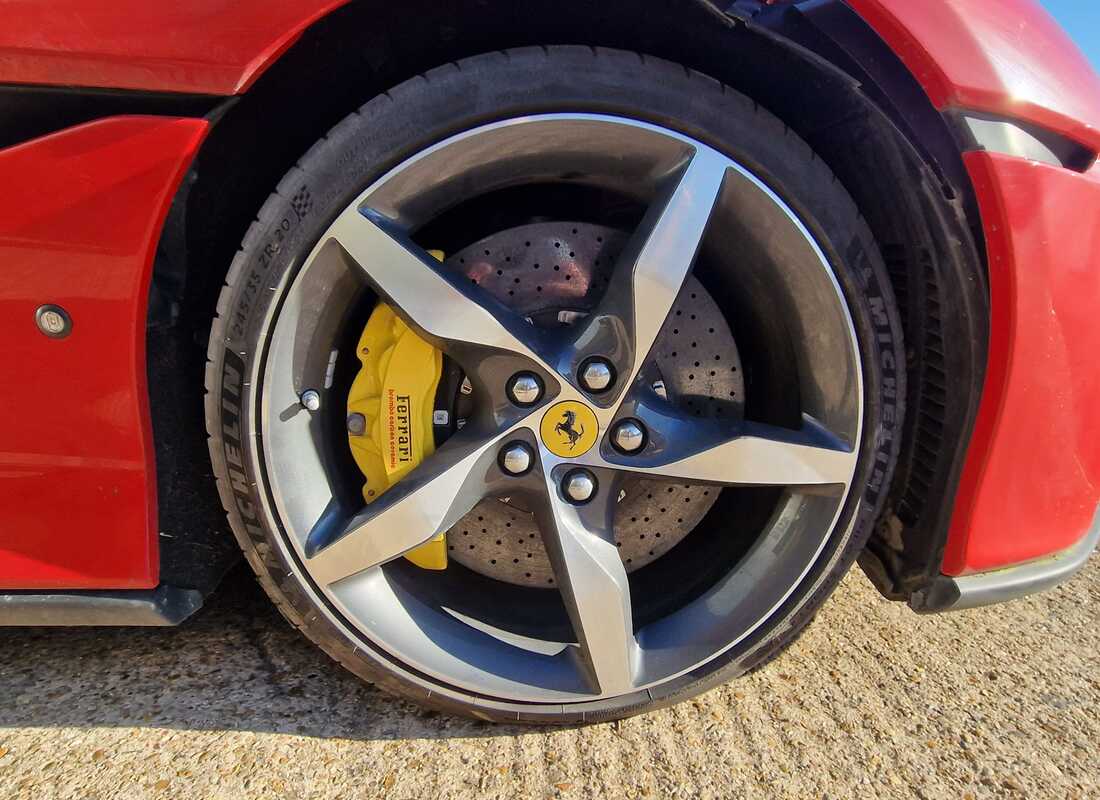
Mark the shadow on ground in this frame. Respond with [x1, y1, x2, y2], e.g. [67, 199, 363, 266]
[0, 565, 526, 741]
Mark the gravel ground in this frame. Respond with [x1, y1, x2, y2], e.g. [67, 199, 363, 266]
[1, 555, 1096, 800]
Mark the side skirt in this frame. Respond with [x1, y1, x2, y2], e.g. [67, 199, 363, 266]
[910, 509, 1100, 613]
[0, 585, 202, 626]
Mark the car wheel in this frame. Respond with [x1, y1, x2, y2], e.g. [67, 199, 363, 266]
[206, 47, 904, 723]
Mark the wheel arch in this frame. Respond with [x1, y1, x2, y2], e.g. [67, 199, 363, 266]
[148, 0, 989, 603]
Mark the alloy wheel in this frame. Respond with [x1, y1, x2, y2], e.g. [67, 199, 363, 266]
[252, 114, 863, 704]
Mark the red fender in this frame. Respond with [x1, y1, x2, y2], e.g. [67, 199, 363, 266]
[848, 0, 1100, 152]
[944, 155, 1100, 574]
[0, 117, 208, 589]
[0, 0, 348, 95]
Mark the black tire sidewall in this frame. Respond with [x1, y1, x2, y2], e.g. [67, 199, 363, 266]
[206, 46, 904, 723]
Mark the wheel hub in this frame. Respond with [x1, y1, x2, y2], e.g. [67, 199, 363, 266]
[435, 221, 743, 586]
[540, 400, 599, 457]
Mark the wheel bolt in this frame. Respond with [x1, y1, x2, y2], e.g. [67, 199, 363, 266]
[562, 468, 597, 504]
[579, 358, 614, 393]
[507, 372, 543, 406]
[611, 419, 646, 453]
[300, 389, 321, 411]
[346, 412, 366, 436]
[499, 442, 534, 476]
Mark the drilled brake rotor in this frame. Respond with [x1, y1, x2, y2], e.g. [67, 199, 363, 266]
[442, 222, 744, 587]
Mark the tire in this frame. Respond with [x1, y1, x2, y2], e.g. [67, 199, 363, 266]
[205, 46, 904, 723]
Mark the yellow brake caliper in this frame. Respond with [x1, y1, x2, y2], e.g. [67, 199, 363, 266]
[346, 250, 448, 570]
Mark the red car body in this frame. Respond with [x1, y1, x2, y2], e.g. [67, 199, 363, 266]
[0, 0, 1097, 612]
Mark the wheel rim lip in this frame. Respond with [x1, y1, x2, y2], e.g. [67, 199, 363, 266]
[249, 113, 865, 704]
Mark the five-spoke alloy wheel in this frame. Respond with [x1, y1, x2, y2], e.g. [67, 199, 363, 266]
[207, 48, 903, 722]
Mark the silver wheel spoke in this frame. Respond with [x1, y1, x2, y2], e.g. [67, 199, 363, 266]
[609, 415, 856, 488]
[570, 146, 728, 404]
[537, 471, 638, 694]
[326, 207, 551, 366]
[306, 435, 502, 585]
[623, 149, 728, 386]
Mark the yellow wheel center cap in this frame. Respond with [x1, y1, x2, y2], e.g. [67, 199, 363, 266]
[540, 400, 599, 457]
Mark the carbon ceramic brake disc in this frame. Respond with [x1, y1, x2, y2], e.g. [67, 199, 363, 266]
[440, 222, 744, 587]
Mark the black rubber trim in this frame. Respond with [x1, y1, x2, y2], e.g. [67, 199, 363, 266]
[0, 83, 222, 150]
[949, 110, 1097, 173]
[0, 584, 203, 626]
[910, 507, 1100, 613]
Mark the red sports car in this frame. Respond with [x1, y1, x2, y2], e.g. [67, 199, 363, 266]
[1, 0, 1097, 723]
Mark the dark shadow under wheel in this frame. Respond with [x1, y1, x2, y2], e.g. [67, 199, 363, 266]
[205, 46, 904, 723]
